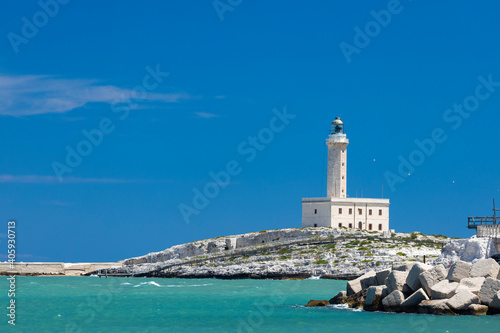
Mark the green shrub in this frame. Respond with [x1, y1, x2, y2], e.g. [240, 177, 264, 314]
[323, 243, 336, 249]
[313, 259, 329, 265]
[396, 252, 406, 256]
[277, 248, 292, 254]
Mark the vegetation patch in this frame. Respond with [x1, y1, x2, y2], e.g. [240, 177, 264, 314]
[313, 259, 329, 265]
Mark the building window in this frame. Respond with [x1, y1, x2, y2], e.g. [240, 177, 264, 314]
[314, 209, 317, 214]
[369, 224, 373, 231]
[358, 222, 362, 229]
[378, 224, 382, 231]
[342, 163, 345, 166]
[338, 208, 342, 214]
[338, 223, 342, 228]
[314, 223, 317, 227]
[342, 176, 344, 179]
[349, 208, 352, 215]
[358, 208, 362, 215]
[379, 209, 382, 216]
[369, 209, 372, 215]
[349, 223, 352, 228]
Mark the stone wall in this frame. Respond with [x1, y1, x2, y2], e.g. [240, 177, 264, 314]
[0, 262, 119, 276]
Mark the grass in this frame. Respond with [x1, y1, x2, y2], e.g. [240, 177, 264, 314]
[396, 252, 406, 256]
[277, 248, 292, 254]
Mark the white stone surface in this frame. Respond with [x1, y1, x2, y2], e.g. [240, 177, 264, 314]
[382, 290, 405, 312]
[478, 277, 500, 305]
[419, 264, 448, 296]
[459, 277, 485, 295]
[359, 270, 377, 290]
[401, 288, 429, 308]
[430, 280, 459, 300]
[470, 258, 500, 278]
[406, 263, 432, 292]
[386, 270, 409, 294]
[446, 289, 480, 311]
[376, 269, 391, 285]
[436, 237, 498, 266]
[447, 260, 472, 282]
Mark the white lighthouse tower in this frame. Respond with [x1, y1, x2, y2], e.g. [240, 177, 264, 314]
[326, 117, 348, 198]
[302, 116, 390, 231]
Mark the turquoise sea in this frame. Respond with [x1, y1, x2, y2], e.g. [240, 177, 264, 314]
[1, 276, 499, 332]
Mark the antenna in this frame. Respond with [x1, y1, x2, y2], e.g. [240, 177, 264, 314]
[382, 183, 384, 199]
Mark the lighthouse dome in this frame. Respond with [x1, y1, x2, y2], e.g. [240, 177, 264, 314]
[332, 117, 343, 125]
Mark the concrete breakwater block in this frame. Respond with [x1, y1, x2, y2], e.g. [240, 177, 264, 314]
[446, 260, 472, 282]
[478, 277, 500, 306]
[470, 258, 500, 279]
[386, 270, 408, 294]
[430, 280, 459, 300]
[419, 264, 447, 296]
[446, 289, 480, 311]
[364, 285, 388, 311]
[382, 290, 405, 312]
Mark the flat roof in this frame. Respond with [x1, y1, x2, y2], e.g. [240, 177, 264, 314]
[302, 197, 390, 204]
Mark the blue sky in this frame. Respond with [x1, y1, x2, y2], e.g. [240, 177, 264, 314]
[1, 0, 500, 262]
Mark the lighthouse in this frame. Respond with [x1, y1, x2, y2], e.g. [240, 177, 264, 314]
[327, 117, 348, 198]
[301, 117, 390, 231]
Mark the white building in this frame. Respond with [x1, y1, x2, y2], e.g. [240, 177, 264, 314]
[302, 117, 390, 231]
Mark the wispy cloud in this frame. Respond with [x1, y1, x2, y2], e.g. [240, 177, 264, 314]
[0, 174, 142, 184]
[0, 74, 190, 116]
[194, 111, 220, 119]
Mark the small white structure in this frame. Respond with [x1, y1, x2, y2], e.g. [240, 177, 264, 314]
[302, 117, 390, 231]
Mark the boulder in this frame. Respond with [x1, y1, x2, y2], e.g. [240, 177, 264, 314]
[376, 269, 391, 285]
[489, 290, 500, 312]
[446, 289, 480, 311]
[400, 288, 429, 311]
[430, 280, 459, 300]
[347, 271, 377, 296]
[478, 277, 500, 305]
[459, 277, 485, 295]
[417, 300, 455, 315]
[305, 300, 330, 307]
[393, 262, 416, 272]
[419, 264, 447, 296]
[346, 278, 362, 296]
[464, 304, 489, 315]
[345, 289, 368, 309]
[363, 285, 388, 312]
[359, 270, 377, 290]
[470, 258, 500, 278]
[386, 270, 408, 294]
[406, 263, 432, 292]
[329, 291, 347, 305]
[446, 260, 472, 282]
[382, 290, 405, 312]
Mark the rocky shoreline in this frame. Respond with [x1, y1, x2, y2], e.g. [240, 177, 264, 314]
[307, 258, 500, 315]
[113, 228, 446, 279]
